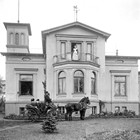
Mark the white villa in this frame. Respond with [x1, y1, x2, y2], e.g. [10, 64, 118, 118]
[2, 21, 140, 116]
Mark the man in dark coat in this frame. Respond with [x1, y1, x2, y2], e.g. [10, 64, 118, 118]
[44, 91, 52, 105]
[44, 91, 53, 113]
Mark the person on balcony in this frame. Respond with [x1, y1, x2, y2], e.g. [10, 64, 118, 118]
[72, 45, 79, 60]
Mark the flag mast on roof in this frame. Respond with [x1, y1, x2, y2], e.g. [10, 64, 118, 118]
[74, 5, 79, 22]
[17, 0, 20, 23]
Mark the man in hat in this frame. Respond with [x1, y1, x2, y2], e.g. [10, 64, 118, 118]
[44, 91, 53, 114]
[44, 91, 52, 105]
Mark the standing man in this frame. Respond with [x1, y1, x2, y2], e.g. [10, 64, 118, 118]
[44, 91, 52, 105]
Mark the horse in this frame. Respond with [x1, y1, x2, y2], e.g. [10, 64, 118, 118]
[65, 97, 90, 121]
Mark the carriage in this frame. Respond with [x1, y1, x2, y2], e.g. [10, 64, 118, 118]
[25, 100, 57, 122]
[25, 96, 90, 122]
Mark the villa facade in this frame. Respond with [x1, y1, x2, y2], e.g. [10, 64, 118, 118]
[2, 21, 140, 116]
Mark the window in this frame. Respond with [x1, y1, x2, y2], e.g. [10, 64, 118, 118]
[21, 33, 25, 45]
[19, 75, 33, 95]
[15, 33, 19, 45]
[91, 72, 96, 94]
[9, 32, 14, 45]
[58, 71, 66, 94]
[92, 106, 97, 115]
[87, 43, 92, 54]
[71, 42, 81, 60]
[61, 42, 66, 58]
[58, 106, 65, 114]
[74, 70, 84, 93]
[114, 76, 126, 96]
[19, 107, 25, 115]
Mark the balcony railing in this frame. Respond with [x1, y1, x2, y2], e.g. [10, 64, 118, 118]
[53, 52, 99, 66]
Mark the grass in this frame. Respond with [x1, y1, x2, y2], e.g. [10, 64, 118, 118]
[1, 118, 140, 140]
[0, 120, 32, 130]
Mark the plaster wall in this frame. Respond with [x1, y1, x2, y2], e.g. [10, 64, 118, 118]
[45, 26, 106, 102]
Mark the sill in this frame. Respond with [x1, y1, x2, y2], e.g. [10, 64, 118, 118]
[72, 92, 85, 95]
[19, 95, 33, 97]
[114, 95, 127, 97]
[91, 93, 98, 96]
[56, 93, 66, 96]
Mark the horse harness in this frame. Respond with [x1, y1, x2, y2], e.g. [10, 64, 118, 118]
[79, 102, 87, 110]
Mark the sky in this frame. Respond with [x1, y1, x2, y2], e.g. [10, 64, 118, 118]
[0, 0, 140, 79]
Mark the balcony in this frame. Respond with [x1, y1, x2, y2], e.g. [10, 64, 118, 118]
[53, 52, 100, 67]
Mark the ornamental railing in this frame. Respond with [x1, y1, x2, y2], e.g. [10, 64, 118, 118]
[53, 52, 99, 65]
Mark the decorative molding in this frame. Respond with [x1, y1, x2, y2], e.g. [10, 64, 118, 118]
[6, 45, 29, 48]
[110, 70, 131, 73]
[22, 57, 31, 61]
[56, 34, 98, 39]
[14, 68, 38, 72]
[53, 61, 100, 68]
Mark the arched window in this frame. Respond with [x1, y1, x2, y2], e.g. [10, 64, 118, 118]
[9, 32, 14, 45]
[74, 70, 84, 93]
[91, 72, 96, 94]
[15, 33, 19, 45]
[21, 33, 25, 45]
[58, 71, 66, 94]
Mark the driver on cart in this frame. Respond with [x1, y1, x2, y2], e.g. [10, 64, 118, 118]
[44, 91, 52, 104]
[44, 91, 53, 111]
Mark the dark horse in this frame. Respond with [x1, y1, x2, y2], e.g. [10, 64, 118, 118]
[65, 97, 90, 121]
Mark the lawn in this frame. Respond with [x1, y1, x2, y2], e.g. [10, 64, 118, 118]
[0, 120, 32, 130]
[1, 118, 140, 140]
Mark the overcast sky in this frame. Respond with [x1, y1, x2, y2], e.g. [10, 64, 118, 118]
[0, 0, 140, 79]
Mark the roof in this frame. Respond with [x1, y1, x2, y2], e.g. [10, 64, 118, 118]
[105, 55, 140, 60]
[42, 21, 111, 39]
[1, 52, 44, 57]
[4, 22, 32, 35]
[42, 21, 111, 54]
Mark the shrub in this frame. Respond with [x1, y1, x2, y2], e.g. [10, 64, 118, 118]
[0, 97, 5, 113]
[4, 114, 28, 120]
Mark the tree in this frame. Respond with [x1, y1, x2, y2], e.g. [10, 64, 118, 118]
[0, 76, 3, 95]
[0, 75, 5, 113]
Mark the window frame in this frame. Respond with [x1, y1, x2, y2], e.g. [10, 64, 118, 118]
[9, 32, 14, 45]
[19, 74, 33, 96]
[73, 70, 84, 94]
[71, 42, 82, 60]
[19, 107, 25, 115]
[15, 33, 19, 45]
[58, 71, 66, 94]
[21, 33, 25, 45]
[87, 42, 92, 54]
[58, 106, 65, 114]
[60, 41, 66, 59]
[114, 76, 126, 96]
[91, 72, 96, 95]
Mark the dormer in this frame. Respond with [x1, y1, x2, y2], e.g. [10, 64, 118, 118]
[4, 22, 32, 53]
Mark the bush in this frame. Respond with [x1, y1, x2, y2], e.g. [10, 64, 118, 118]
[4, 114, 28, 120]
[41, 116, 58, 133]
[0, 97, 5, 113]
[88, 110, 136, 119]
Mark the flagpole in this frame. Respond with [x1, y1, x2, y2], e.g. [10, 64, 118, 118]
[18, 0, 20, 23]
